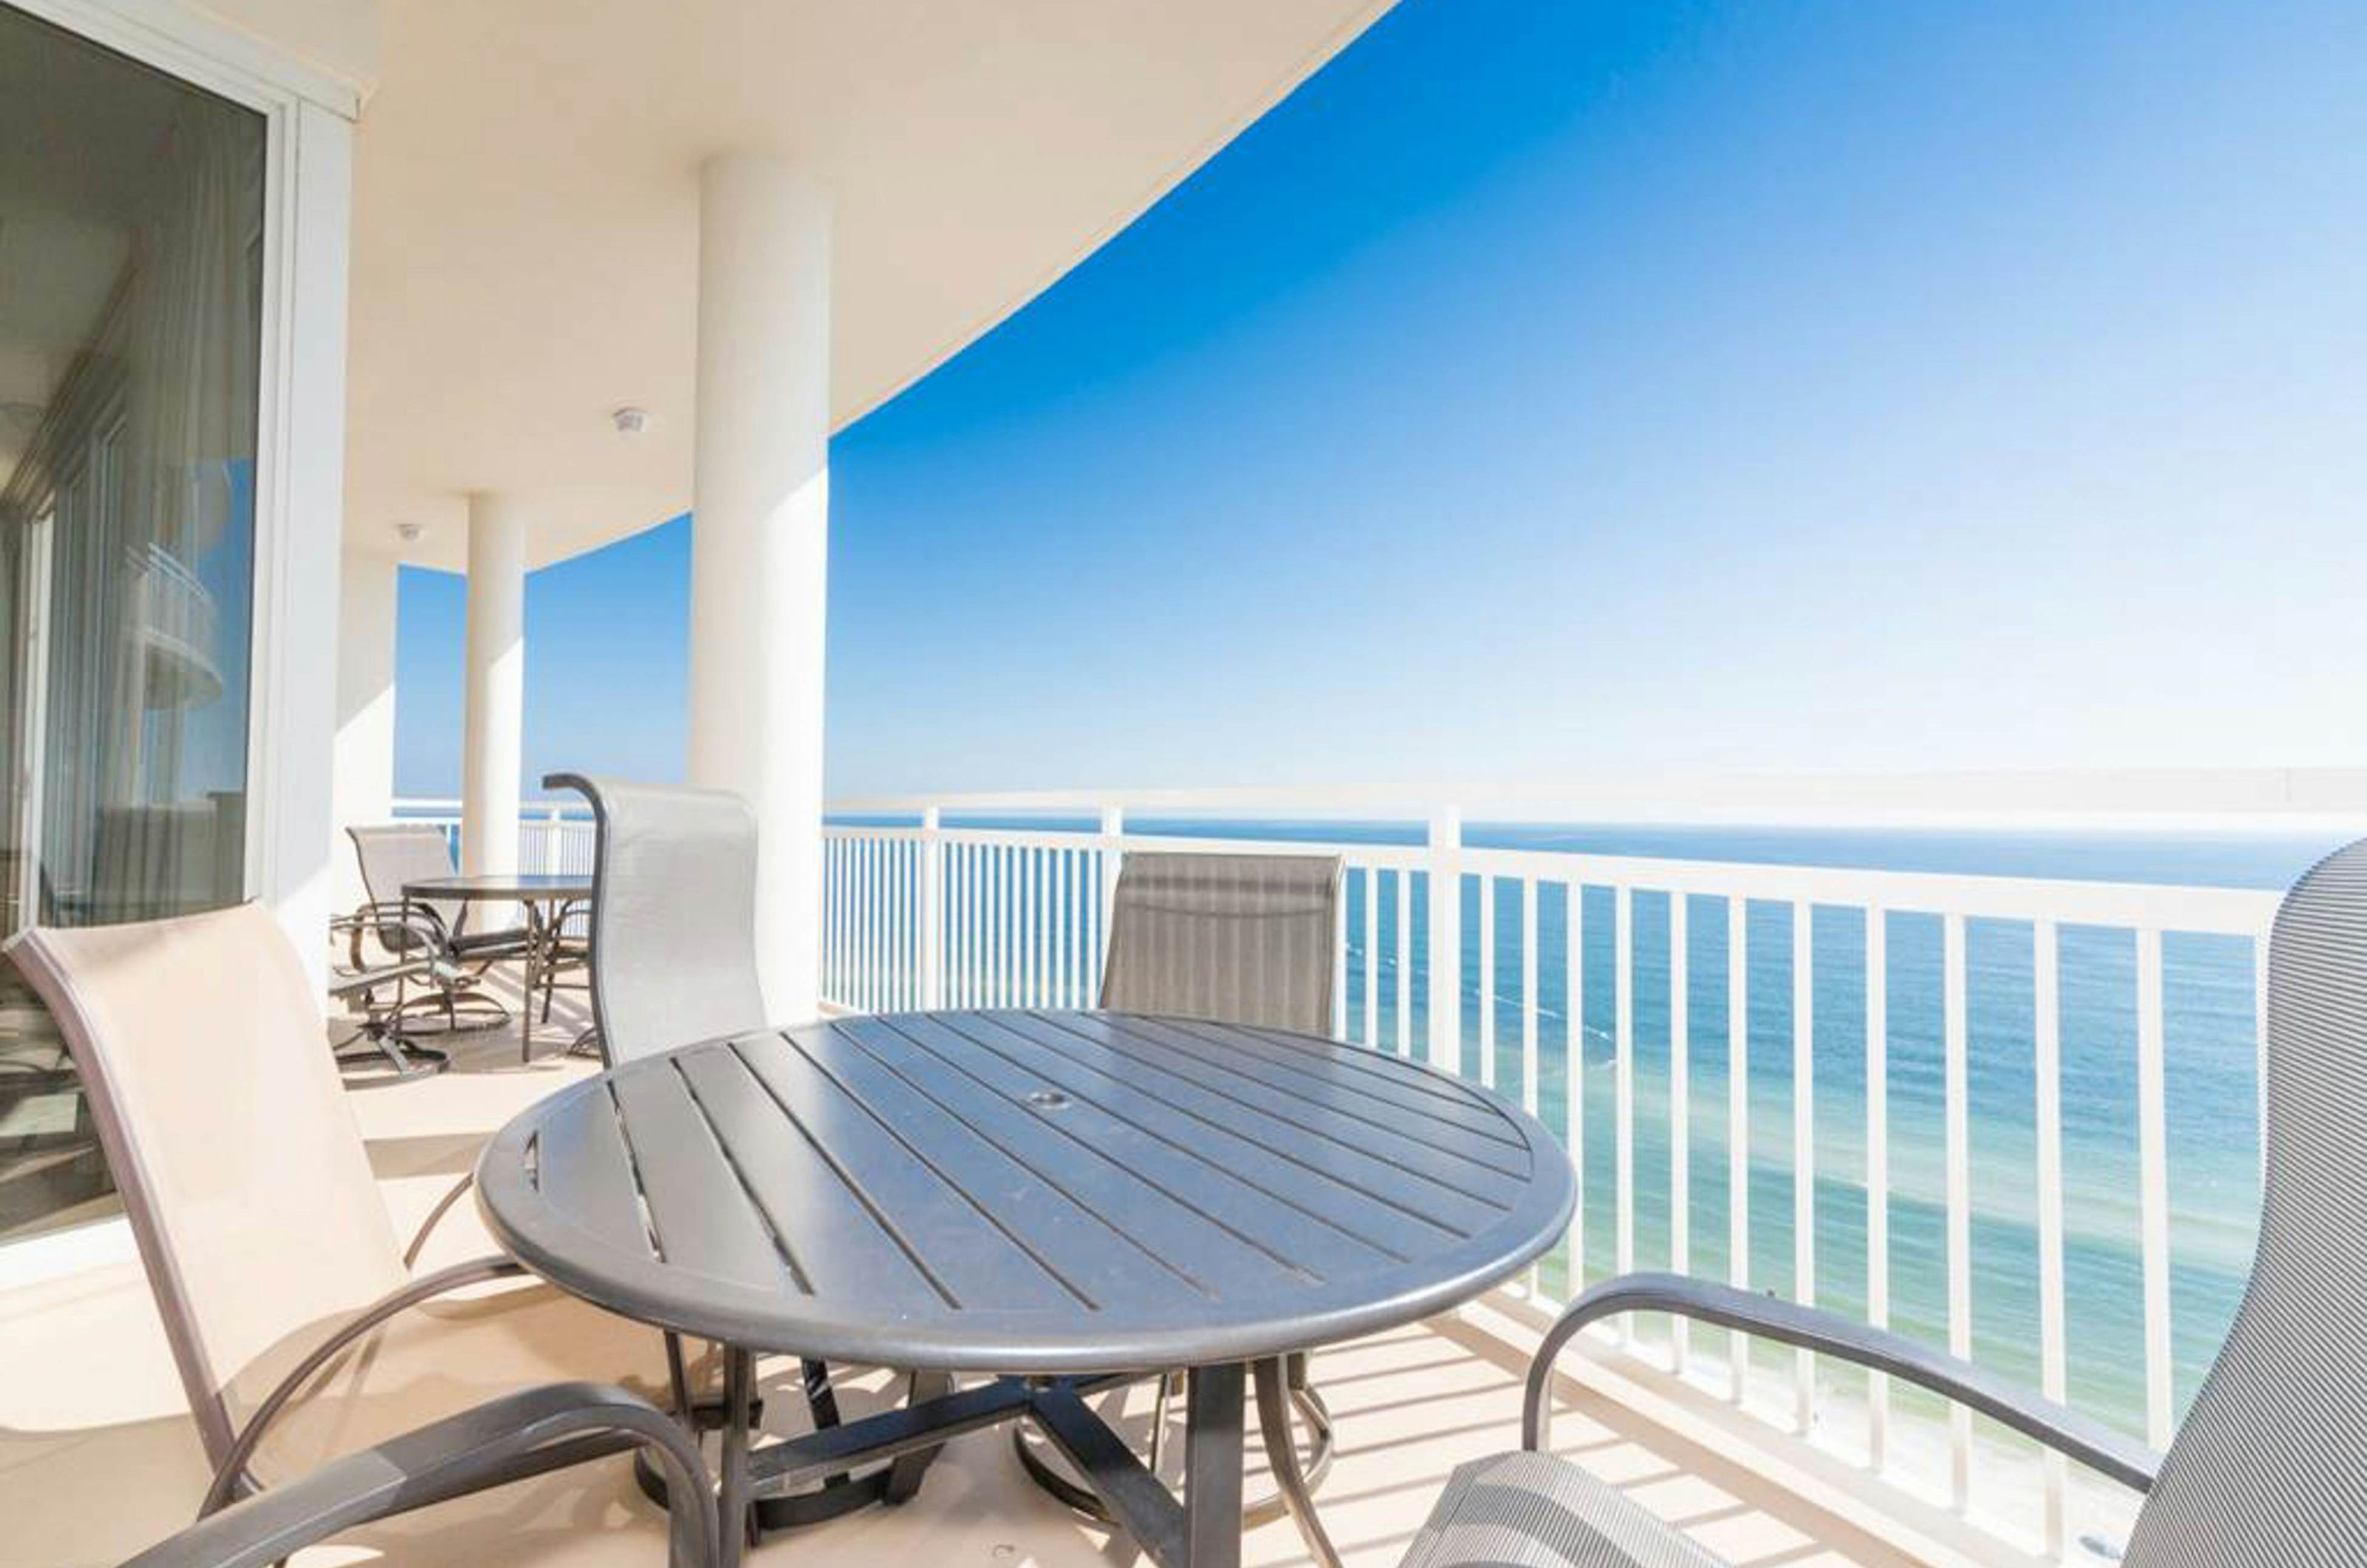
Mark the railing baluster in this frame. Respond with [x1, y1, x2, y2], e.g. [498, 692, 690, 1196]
[1615, 884, 1635, 1343]
[1522, 878, 1541, 1111]
[1669, 891, 1689, 1375]
[1053, 847, 1070, 1007]
[823, 837, 837, 1004]
[1866, 905, 1891, 1473]
[2034, 917, 2067, 1557]
[1522, 876, 1542, 1294]
[1794, 899, 1816, 1434]
[1024, 844, 1035, 1004]
[1365, 866, 1380, 1049]
[1332, 864, 1350, 1040]
[1729, 894, 1750, 1406]
[1039, 845, 1055, 1007]
[883, 839, 898, 1009]
[862, 836, 877, 1010]
[2137, 926, 2172, 1451]
[1567, 880, 1586, 1295]
[987, 844, 1004, 1006]
[1944, 912, 1973, 1508]
[895, 839, 908, 1009]
[1479, 873, 1498, 1089]
[944, 842, 961, 1007]
[1396, 869, 1413, 1058]
[1428, 810, 1462, 1076]
[823, 843, 843, 1013]
[1072, 845, 1087, 1005]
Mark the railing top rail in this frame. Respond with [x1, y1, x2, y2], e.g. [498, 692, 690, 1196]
[822, 820, 2280, 934]
[820, 767, 2367, 831]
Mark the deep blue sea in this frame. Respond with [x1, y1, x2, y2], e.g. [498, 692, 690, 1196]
[897, 815, 2351, 1443]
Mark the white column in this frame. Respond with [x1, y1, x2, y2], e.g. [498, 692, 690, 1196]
[247, 100, 354, 1000]
[331, 551, 398, 913]
[688, 155, 831, 1021]
[461, 493, 525, 880]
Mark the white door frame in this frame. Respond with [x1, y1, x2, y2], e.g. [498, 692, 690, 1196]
[6, 0, 361, 989]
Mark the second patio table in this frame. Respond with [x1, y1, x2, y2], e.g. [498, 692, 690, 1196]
[402, 871, 590, 1060]
[476, 1007, 1574, 1568]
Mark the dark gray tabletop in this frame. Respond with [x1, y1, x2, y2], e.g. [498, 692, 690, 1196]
[476, 1010, 1574, 1373]
[404, 872, 592, 901]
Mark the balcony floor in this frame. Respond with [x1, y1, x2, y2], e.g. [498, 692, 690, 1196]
[0, 973, 1919, 1568]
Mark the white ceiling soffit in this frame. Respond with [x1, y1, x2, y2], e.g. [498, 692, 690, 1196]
[346, 0, 1398, 572]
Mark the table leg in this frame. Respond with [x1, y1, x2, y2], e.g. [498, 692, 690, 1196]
[1255, 1358, 1342, 1568]
[519, 900, 542, 1062]
[1183, 1363, 1246, 1568]
[719, 1346, 757, 1568]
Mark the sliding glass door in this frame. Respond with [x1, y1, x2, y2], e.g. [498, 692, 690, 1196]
[0, 1, 265, 1237]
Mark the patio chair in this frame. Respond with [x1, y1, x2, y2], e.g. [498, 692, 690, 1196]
[1397, 839, 2367, 1568]
[542, 774, 766, 1067]
[6, 904, 716, 1567]
[547, 771, 952, 1526]
[1020, 849, 1345, 1524]
[325, 905, 454, 1080]
[345, 823, 527, 1030]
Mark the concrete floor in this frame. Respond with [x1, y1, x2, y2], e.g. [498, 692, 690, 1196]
[0, 970, 1917, 1568]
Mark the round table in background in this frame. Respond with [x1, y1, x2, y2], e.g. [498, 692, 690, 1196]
[402, 872, 592, 1058]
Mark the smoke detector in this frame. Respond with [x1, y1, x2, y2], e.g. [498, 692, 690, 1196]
[394, 521, 424, 544]
[612, 407, 650, 435]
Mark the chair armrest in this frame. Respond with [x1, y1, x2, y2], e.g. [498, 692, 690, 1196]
[338, 901, 454, 967]
[200, 1256, 530, 1514]
[1522, 1272, 2159, 1493]
[121, 1382, 715, 1568]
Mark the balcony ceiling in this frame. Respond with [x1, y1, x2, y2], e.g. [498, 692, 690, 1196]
[347, 0, 1394, 573]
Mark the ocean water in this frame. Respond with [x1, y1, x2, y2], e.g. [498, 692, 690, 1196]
[910, 815, 2349, 1449]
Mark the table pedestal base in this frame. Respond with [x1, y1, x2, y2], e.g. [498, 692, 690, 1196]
[675, 1357, 1339, 1568]
[1010, 1356, 1334, 1533]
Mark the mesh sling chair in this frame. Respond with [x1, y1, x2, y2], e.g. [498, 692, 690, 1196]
[1397, 839, 2367, 1568]
[324, 903, 456, 1080]
[345, 823, 529, 1033]
[547, 772, 953, 1532]
[1016, 851, 1348, 1535]
[6, 905, 716, 1568]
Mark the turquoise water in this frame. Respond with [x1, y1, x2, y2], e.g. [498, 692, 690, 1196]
[901, 817, 2348, 1444]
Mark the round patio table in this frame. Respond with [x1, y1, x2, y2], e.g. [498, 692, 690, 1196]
[402, 872, 591, 1059]
[476, 1008, 1574, 1568]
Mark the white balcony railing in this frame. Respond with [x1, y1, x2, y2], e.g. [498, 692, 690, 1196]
[814, 797, 2286, 1561]
[389, 787, 2297, 1558]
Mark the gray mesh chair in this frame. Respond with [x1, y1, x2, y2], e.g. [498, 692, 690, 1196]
[1020, 850, 1345, 1527]
[548, 773, 951, 1527]
[1399, 839, 2367, 1568]
[4, 903, 714, 1568]
[1100, 851, 1342, 1030]
[325, 905, 456, 1079]
[543, 774, 766, 1067]
[345, 823, 528, 1030]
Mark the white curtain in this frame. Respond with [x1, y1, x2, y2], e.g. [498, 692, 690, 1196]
[36, 101, 260, 924]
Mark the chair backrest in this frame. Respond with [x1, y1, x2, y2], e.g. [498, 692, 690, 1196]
[345, 822, 464, 949]
[548, 774, 767, 1065]
[2122, 840, 2367, 1564]
[6, 905, 405, 1467]
[1098, 852, 1342, 1033]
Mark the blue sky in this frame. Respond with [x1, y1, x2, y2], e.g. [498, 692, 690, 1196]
[396, 0, 2366, 800]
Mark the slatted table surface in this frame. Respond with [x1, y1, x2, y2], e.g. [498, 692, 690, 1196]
[476, 1009, 1574, 1374]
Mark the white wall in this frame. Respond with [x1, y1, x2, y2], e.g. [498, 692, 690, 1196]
[331, 550, 396, 912]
